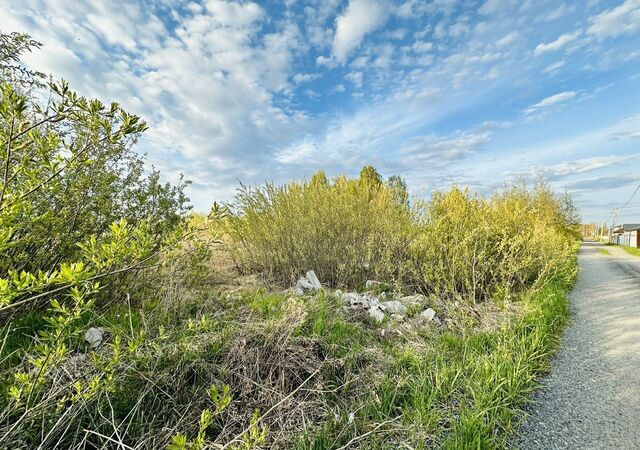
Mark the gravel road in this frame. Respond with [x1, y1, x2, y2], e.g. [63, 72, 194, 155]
[514, 241, 640, 449]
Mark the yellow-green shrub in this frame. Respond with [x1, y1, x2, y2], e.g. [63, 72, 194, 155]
[223, 167, 578, 302]
[410, 183, 577, 303]
[225, 169, 415, 288]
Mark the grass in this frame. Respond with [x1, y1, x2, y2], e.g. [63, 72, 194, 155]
[597, 248, 610, 255]
[621, 245, 640, 257]
[0, 259, 576, 449]
[293, 257, 577, 449]
[605, 244, 640, 257]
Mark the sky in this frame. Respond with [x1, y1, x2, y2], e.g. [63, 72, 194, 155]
[1, 0, 639, 223]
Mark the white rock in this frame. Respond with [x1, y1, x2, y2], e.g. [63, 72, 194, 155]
[85, 327, 104, 348]
[369, 307, 385, 323]
[341, 292, 361, 303]
[351, 297, 370, 309]
[294, 270, 322, 295]
[306, 270, 321, 289]
[418, 308, 436, 322]
[390, 313, 405, 322]
[368, 297, 385, 310]
[382, 301, 407, 315]
[399, 294, 426, 308]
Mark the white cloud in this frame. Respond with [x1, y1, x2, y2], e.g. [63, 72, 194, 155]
[533, 30, 582, 56]
[588, 0, 640, 39]
[399, 129, 491, 166]
[523, 91, 576, 115]
[346, 71, 364, 88]
[478, 0, 504, 15]
[541, 155, 636, 177]
[412, 40, 434, 53]
[496, 31, 518, 47]
[293, 73, 320, 84]
[542, 60, 566, 73]
[332, 0, 388, 62]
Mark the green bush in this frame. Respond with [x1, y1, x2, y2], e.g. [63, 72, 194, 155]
[410, 184, 578, 303]
[225, 173, 578, 303]
[225, 167, 416, 288]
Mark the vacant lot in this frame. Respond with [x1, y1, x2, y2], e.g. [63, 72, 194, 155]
[1, 32, 581, 449]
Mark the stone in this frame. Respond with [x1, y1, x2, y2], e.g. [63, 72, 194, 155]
[294, 270, 322, 295]
[390, 313, 405, 322]
[350, 297, 370, 309]
[85, 327, 104, 348]
[418, 308, 436, 322]
[368, 297, 386, 311]
[399, 294, 426, 308]
[368, 307, 385, 323]
[341, 292, 361, 304]
[382, 300, 407, 315]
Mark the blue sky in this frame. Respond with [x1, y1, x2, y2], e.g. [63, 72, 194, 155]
[1, 0, 639, 223]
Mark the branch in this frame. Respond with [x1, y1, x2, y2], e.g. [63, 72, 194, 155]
[0, 117, 15, 208]
[0, 134, 109, 212]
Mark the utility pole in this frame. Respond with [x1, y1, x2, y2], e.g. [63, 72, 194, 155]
[609, 208, 618, 243]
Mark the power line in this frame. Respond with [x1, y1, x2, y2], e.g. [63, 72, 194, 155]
[598, 180, 640, 239]
[619, 182, 640, 212]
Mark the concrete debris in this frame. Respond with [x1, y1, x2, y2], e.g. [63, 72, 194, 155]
[85, 327, 104, 348]
[293, 275, 442, 327]
[399, 294, 426, 308]
[418, 308, 437, 322]
[368, 307, 385, 323]
[382, 300, 407, 315]
[294, 270, 322, 295]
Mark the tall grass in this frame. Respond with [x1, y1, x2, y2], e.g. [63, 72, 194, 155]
[295, 253, 577, 449]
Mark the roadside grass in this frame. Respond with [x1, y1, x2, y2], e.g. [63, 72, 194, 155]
[605, 244, 640, 257]
[294, 257, 577, 449]
[0, 258, 575, 449]
[620, 245, 640, 257]
[597, 248, 610, 255]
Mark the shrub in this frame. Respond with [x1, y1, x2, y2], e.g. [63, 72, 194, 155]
[225, 168, 416, 288]
[0, 32, 191, 277]
[410, 184, 577, 303]
[224, 171, 577, 302]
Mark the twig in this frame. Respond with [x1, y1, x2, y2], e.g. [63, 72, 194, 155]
[335, 417, 401, 450]
[83, 428, 135, 450]
[0, 116, 14, 208]
[220, 364, 323, 449]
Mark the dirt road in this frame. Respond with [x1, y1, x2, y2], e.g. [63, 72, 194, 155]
[514, 241, 640, 449]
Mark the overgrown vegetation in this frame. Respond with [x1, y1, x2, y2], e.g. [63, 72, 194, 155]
[620, 245, 640, 257]
[1, 32, 581, 449]
[226, 169, 579, 303]
[225, 168, 415, 288]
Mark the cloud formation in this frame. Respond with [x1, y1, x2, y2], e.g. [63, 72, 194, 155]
[523, 92, 577, 115]
[0, 0, 639, 222]
[332, 0, 389, 62]
[534, 31, 582, 56]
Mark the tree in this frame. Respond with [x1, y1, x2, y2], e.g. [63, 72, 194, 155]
[0, 32, 191, 275]
[359, 166, 382, 188]
[387, 175, 409, 207]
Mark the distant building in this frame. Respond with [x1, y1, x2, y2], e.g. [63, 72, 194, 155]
[610, 224, 640, 247]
